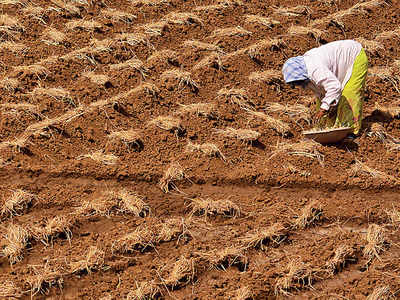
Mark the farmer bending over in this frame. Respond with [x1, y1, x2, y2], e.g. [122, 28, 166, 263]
[282, 40, 368, 137]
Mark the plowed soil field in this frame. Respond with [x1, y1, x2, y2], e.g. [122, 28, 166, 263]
[1, 0, 400, 299]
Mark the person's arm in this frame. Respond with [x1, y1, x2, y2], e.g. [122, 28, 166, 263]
[311, 66, 342, 111]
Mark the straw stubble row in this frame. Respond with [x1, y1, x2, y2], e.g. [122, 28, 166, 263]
[1, 187, 150, 264]
[0, 82, 157, 153]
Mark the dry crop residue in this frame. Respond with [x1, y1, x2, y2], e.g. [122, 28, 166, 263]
[0, 0, 400, 299]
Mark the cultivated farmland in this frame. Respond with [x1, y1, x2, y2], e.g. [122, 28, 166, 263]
[0, 0, 400, 299]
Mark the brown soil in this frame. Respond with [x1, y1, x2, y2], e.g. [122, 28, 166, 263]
[1, 0, 400, 299]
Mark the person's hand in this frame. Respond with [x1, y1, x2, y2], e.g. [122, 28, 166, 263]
[314, 109, 327, 124]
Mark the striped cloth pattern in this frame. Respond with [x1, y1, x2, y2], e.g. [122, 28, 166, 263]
[282, 56, 308, 83]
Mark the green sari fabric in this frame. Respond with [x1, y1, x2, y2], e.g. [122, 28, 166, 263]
[316, 49, 368, 134]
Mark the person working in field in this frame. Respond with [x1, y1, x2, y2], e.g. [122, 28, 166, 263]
[282, 40, 368, 137]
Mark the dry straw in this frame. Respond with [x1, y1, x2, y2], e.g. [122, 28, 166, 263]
[49, 0, 80, 17]
[0, 41, 27, 52]
[386, 208, 400, 225]
[66, 19, 102, 31]
[288, 26, 325, 42]
[185, 141, 226, 161]
[193, 3, 228, 12]
[325, 245, 355, 275]
[215, 0, 243, 5]
[142, 21, 169, 37]
[246, 110, 290, 136]
[0, 281, 22, 299]
[1, 189, 35, 217]
[249, 69, 281, 84]
[2, 224, 30, 264]
[350, 159, 395, 181]
[70, 246, 105, 274]
[189, 197, 240, 217]
[90, 38, 114, 52]
[273, 5, 311, 16]
[27, 263, 63, 296]
[147, 49, 178, 65]
[31, 215, 72, 245]
[163, 12, 202, 25]
[79, 197, 114, 217]
[13, 64, 49, 78]
[112, 226, 156, 253]
[156, 217, 190, 243]
[245, 15, 280, 28]
[112, 189, 150, 216]
[161, 69, 198, 90]
[149, 116, 182, 133]
[31, 87, 70, 99]
[77, 189, 145, 217]
[265, 102, 311, 124]
[25, 105, 85, 134]
[38, 55, 58, 66]
[108, 129, 142, 149]
[368, 66, 399, 93]
[70, 0, 92, 5]
[244, 38, 285, 59]
[183, 40, 223, 53]
[315, 0, 387, 26]
[22, 5, 46, 24]
[355, 38, 384, 54]
[126, 281, 161, 300]
[130, 0, 169, 5]
[79, 150, 118, 165]
[176, 102, 216, 118]
[83, 71, 109, 85]
[193, 0, 242, 12]
[233, 286, 253, 300]
[366, 286, 392, 300]
[0, 77, 19, 92]
[271, 140, 324, 165]
[309, 0, 388, 27]
[0, 0, 24, 4]
[239, 223, 286, 249]
[0, 14, 24, 31]
[193, 52, 225, 71]
[110, 58, 148, 78]
[0, 14, 19, 26]
[376, 28, 400, 41]
[217, 88, 252, 109]
[374, 102, 400, 119]
[164, 256, 195, 288]
[353, 0, 388, 10]
[310, 2, 358, 28]
[159, 162, 185, 193]
[367, 123, 387, 142]
[110, 83, 159, 104]
[101, 8, 136, 23]
[31, 87, 75, 106]
[275, 259, 314, 296]
[41, 27, 66, 45]
[1, 135, 31, 153]
[139, 82, 160, 97]
[292, 200, 322, 229]
[284, 163, 311, 178]
[215, 127, 260, 142]
[198, 247, 246, 270]
[363, 224, 387, 263]
[115, 32, 150, 47]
